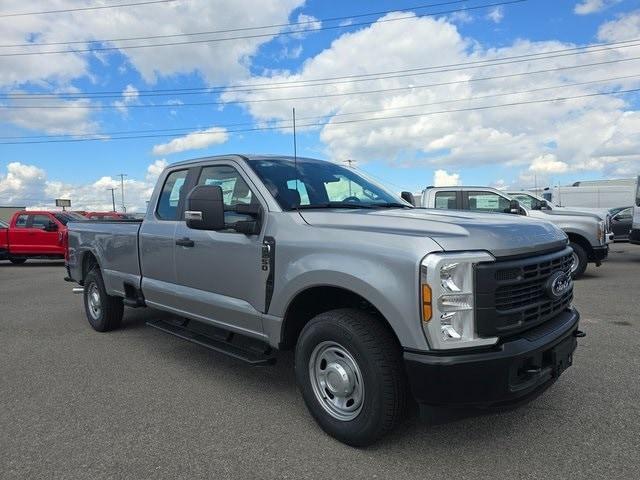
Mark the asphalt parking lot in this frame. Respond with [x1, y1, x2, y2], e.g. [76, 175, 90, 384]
[1, 245, 639, 480]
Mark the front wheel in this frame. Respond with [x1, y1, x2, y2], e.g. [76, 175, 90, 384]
[569, 242, 588, 279]
[295, 309, 407, 447]
[83, 267, 123, 332]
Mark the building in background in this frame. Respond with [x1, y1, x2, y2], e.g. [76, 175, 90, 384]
[0, 206, 26, 223]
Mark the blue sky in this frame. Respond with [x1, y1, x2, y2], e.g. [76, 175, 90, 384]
[0, 0, 639, 210]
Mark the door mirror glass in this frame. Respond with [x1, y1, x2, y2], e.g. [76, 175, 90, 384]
[508, 199, 522, 214]
[185, 185, 225, 231]
[400, 191, 415, 206]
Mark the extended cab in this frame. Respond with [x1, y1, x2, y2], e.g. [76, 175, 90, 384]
[1, 210, 74, 264]
[422, 186, 608, 278]
[66, 155, 583, 446]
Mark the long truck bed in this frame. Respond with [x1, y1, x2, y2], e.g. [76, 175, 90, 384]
[66, 219, 143, 297]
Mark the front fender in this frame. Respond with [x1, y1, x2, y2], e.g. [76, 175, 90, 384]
[269, 250, 431, 351]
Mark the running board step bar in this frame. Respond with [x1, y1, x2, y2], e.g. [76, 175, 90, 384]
[146, 319, 276, 366]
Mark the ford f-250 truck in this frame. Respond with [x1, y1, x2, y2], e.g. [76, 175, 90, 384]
[422, 186, 608, 278]
[1, 210, 74, 264]
[65, 155, 583, 446]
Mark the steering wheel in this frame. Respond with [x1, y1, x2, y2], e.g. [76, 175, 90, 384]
[342, 196, 361, 203]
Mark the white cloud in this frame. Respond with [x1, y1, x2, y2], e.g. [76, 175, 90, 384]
[597, 10, 640, 42]
[0, 0, 305, 89]
[222, 11, 640, 181]
[486, 6, 504, 24]
[146, 159, 168, 181]
[574, 0, 621, 15]
[0, 93, 99, 135]
[152, 127, 229, 155]
[492, 179, 509, 190]
[0, 161, 163, 212]
[528, 154, 569, 174]
[288, 13, 322, 39]
[433, 169, 460, 186]
[112, 84, 139, 114]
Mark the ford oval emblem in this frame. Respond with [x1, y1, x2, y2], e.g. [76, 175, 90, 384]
[546, 271, 572, 300]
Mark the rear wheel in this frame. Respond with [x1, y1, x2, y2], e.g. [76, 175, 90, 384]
[569, 242, 588, 279]
[9, 258, 27, 265]
[295, 308, 407, 447]
[83, 267, 123, 332]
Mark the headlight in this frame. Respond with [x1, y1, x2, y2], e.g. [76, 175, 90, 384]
[598, 220, 605, 244]
[420, 251, 498, 350]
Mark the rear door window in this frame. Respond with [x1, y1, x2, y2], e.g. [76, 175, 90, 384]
[156, 169, 188, 220]
[14, 214, 28, 227]
[434, 191, 457, 209]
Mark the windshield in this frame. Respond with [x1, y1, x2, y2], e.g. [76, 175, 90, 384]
[53, 213, 79, 225]
[247, 158, 409, 210]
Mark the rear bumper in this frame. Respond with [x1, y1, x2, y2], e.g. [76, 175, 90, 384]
[404, 307, 580, 407]
[588, 245, 608, 263]
[630, 228, 640, 245]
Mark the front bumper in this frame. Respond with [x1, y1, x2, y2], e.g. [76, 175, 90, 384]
[589, 245, 608, 264]
[404, 307, 580, 407]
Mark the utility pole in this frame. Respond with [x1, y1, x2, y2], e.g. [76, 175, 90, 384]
[107, 188, 117, 212]
[342, 160, 357, 196]
[117, 174, 127, 212]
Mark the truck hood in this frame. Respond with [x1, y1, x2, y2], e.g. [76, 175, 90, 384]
[299, 208, 567, 258]
[541, 207, 604, 221]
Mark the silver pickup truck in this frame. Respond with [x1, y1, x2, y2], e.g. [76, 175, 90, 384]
[66, 155, 583, 446]
[422, 186, 609, 278]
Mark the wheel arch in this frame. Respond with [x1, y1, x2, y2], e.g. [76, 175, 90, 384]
[278, 285, 403, 351]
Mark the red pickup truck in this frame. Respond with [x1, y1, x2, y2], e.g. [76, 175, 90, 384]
[0, 211, 75, 264]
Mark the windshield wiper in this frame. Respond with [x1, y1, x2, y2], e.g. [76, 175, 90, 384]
[295, 202, 377, 210]
[374, 203, 413, 209]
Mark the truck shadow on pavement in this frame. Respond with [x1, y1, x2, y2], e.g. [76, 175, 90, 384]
[119, 306, 500, 447]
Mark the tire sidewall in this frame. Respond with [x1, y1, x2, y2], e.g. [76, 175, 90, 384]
[83, 269, 107, 331]
[569, 242, 588, 278]
[295, 317, 389, 446]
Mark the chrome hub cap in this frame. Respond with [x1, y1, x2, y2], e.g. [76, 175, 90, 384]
[309, 341, 364, 421]
[570, 251, 579, 273]
[87, 283, 102, 320]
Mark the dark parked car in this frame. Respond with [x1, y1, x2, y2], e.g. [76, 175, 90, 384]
[610, 206, 633, 241]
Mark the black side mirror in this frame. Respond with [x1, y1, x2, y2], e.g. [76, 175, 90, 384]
[230, 204, 262, 235]
[400, 191, 415, 206]
[508, 199, 522, 214]
[44, 221, 58, 232]
[185, 185, 225, 231]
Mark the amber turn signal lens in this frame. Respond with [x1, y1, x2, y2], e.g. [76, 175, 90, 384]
[422, 284, 432, 321]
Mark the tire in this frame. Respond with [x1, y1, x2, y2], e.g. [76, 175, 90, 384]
[9, 258, 27, 265]
[295, 308, 407, 447]
[83, 267, 124, 332]
[569, 242, 588, 279]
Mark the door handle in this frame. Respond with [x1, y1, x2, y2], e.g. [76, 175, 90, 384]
[175, 237, 195, 247]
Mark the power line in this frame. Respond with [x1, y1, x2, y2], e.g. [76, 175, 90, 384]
[3, 72, 637, 141]
[2, 86, 638, 145]
[0, 0, 470, 47]
[0, 0, 180, 19]
[6, 37, 640, 100]
[5, 54, 640, 109]
[0, 1, 526, 56]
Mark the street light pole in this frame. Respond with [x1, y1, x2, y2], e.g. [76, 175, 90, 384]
[107, 188, 116, 212]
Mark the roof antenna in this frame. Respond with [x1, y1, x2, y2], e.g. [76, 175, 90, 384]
[292, 107, 299, 209]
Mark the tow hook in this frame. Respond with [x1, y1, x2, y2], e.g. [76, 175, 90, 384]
[574, 330, 586, 338]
